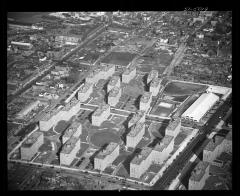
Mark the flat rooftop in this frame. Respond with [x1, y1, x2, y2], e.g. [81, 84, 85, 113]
[63, 121, 82, 138]
[108, 75, 120, 86]
[62, 97, 79, 111]
[205, 135, 224, 152]
[101, 64, 115, 72]
[109, 86, 121, 97]
[92, 104, 110, 116]
[190, 161, 209, 182]
[150, 77, 161, 88]
[22, 131, 43, 148]
[166, 118, 181, 131]
[153, 135, 174, 152]
[61, 137, 80, 154]
[79, 82, 93, 93]
[128, 122, 145, 137]
[129, 110, 145, 125]
[95, 142, 119, 160]
[39, 105, 63, 121]
[140, 92, 152, 103]
[131, 146, 152, 165]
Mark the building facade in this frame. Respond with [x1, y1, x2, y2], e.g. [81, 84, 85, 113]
[92, 104, 111, 126]
[21, 131, 44, 161]
[149, 77, 162, 96]
[130, 147, 153, 179]
[126, 122, 145, 148]
[107, 75, 121, 92]
[152, 135, 174, 164]
[94, 142, 119, 171]
[165, 118, 181, 138]
[60, 137, 81, 165]
[140, 92, 152, 111]
[77, 82, 93, 102]
[108, 86, 122, 107]
[189, 161, 210, 190]
[62, 121, 82, 144]
[122, 66, 136, 83]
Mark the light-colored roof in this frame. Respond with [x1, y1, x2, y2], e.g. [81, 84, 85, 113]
[109, 86, 121, 97]
[101, 64, 114, 72]
[182, 93, 219, 122]
[205, 135, 224, 152]
[153, 135, 174, 152]
[92, 103, 110, 116]
[22, 131, 43, 148]
[131, 147, 152, 165]
[190, 161, 209, 182]
[109, 76, 120, 86]
[140, 92, 152, 103]
[62, 97, 79, 111]
[78, 82, 93, 93]
[95, 142, 119, 160]
[63, 121, 82, 138]
[128, 122, 145, 137]
[17, 100, 40, 116]
[61, 137, 79, 154]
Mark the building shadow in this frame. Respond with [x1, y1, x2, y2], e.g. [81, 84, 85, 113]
[147, 137, 161, 148]
[87, 110, 96, 124]
[89, 143, 109, 165]
[133, 95, 142, 110]
[122, 148, 142, 175]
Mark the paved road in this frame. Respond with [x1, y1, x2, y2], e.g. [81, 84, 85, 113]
[151, 94, 231, 189]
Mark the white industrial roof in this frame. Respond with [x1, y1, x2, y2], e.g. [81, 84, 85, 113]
[181, 93, 219, 122]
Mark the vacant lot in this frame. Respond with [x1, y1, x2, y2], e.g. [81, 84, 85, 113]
[101, 52, 136, 67]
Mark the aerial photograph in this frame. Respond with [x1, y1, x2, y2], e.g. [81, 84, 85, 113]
[7, 11, 232, 190]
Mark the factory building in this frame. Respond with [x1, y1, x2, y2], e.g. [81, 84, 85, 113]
[16, 100, 41, 118]
[39, 97, 81, 131]
[108, 86, 122, 107]
[77, 82, 93, 102]
[189, 161, 210, 190]
[147, 70, 158, 85]
[130, 147, 153, 179]
[203, 135, 225, 163]
[165, 118, 181, 138]
[140, 92, 152, 111]
[92, 104, 110, 126]
[181, 93, 219, 123]
[60, 136, 81, 166]
[21, 131, 44, 161]
[107, 75, 121, 92]
[152, 135, 174, 164]
[94, 142, 119, 171]
[222, 131, 232, 153]
[122, 65, 136, 83]
[62, 121, 82, 144]
[128, 110, 146, 128]
[149, 77, 162, 96]
[126, 122, 145, 148]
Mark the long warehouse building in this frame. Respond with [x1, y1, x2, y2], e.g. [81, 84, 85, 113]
[181, 93, 219, 122]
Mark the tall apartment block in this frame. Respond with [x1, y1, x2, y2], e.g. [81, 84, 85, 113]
[126, 122, 145, 148]
[92, 103, 110, 126]
[62, 121, 82, 144]
[147, 70, 158, 85]
[94, 142, 119, 171]
[77, 82, 93, 102]
[21, 131, 44, 161]
[122, 65, 136, 83]
[140, 92, 152, 111]
[107, 75, 121, 92]
[149, 77, 162, 96]
[128, 110, 146, 128]
[60, 137, 81, 166]
[108, 86, 122, 107]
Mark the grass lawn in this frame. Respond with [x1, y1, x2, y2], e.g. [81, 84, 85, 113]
[90, 130, 120, 148]
[163, 81, 208, 96]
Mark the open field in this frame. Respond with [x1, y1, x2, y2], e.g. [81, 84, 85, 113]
[163, 81, 208, 96]
[101, 52, 137, 67]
